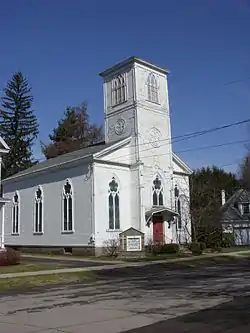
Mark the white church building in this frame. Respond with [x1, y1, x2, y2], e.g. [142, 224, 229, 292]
[0, 56, 192, 255]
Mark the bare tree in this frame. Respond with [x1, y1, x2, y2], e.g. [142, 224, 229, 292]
[102, 237, 120, 257]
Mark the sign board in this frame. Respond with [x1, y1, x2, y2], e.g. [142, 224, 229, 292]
[126, 235, 142, 251]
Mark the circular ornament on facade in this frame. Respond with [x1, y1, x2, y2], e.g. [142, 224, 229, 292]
[115, 118, 126, 135]
[148, 127, 162, 148]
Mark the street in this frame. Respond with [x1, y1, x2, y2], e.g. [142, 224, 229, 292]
[1, 256, 250, 332]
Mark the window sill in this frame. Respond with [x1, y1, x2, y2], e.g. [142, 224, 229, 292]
[61, 230, 74, 234]
[146, 99, 160, 105]
[33, 232, 44, 235]
[11, 233, 19, 236]
[106, 229, 121, 232]
[111, 100, 127, 108]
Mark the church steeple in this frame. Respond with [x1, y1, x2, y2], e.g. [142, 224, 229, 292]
[99, 57, 172, 163]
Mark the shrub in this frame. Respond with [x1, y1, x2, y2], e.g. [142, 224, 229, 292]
[152, 243, 180, 255]
[210, 244, 222, 253]
[221, 233, 235, 248]
[0, 248, 21, 266]
[199, 242, 206, 252]
[161, 243, 180, 254]
[102, 238, 120, 257]
[189, 242, 204, 255]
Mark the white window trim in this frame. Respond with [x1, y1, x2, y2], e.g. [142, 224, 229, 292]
[33, 186, 44, 235]
[241, 202, 250, 215]
[146, 73, 160, 105]
[106, 229, 122, 232]
[108, 177, 120, 231]
[61, 178, 75, 234]
[176, 197, 183, 230]
[11, 191, 20, 235]
[111, 73, 128, 107]
[152, 175, 164, 206]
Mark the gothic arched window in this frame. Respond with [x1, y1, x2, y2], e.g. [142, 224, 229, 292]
[108, 177, 120, 230]
[12, 191, 20, 234]
[63, 179, 73, 232]
[177, 199, 182, 229]
[152, 176, 164, 206]
[147, 73, 159, 104]
[174, 186, 182, 229]
[112, 73, 127, 106]
[34, 186, 43, 233]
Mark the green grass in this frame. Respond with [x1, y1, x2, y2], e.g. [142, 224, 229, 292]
[122, 252, 191, 262]
[0, 261, 65, 274]
[221, 246, 250, 253]
[0, 271, 95, 292]
[167, 253, 250, 268]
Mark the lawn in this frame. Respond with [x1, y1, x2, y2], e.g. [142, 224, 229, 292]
[122, 252, 191, 262]
[0, 261, 65, 274]
[0, 271, 95, 292]
[166, 252, 250, 268]
[221, 246, 250, 253]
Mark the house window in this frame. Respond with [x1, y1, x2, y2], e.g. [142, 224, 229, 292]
[12, 191, 19, 234]
[108, 177, 120, 230]
[242, 203, 250, 214]
[112, 73, 127, 106]
[147, 73, 159, 104]
[62, 179, 73, 232]
[152, 176, 164, 206]
[34, 186, 43, 233]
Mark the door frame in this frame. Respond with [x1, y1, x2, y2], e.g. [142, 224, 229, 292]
[152, 213, 164, 244]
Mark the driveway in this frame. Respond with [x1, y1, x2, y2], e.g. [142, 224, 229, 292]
[1, 257, 250, 332]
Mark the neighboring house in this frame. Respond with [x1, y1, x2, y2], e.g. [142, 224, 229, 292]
[1, 56, 192, 255]
[0, 136, 10, 249]
[221, 189, 250, 245]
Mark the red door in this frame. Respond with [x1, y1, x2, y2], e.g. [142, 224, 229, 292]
[153, 216, 164, 244]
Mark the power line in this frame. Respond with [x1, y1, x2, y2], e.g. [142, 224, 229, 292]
[106, 119, 250, 162]
[224, 76, 250, 86]
[36, 118, 250, 163]
[141, 118, 250, 147]
[108, 139, 249, 164]
[176, 139, 249, 154]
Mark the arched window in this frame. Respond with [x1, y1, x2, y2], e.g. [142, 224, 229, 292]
[112, 73, 127, 106]
[177, 199, 182, 229]
[147, 73, 159, 103]
[34, 186, 43, 233]
[152, 176, 164, 206]
[12, 191, 20, 234]
[108, 177, 120, 230]
[63, 179, 73, 232]
[174, 186, 182, 229]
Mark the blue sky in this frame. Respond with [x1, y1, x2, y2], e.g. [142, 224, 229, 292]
[0, 0, 250, 173]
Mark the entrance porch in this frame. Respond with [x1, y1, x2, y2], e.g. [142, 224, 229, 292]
[145, 206, 179, 245]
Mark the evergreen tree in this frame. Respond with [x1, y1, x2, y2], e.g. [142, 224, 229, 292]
[0, 72, 39, 178]
[239, 154, 250, 190]
[190, 166, 241, 246]
[42, 103, 103, 159]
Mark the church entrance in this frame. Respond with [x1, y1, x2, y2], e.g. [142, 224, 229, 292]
[153, 214, 164, 244]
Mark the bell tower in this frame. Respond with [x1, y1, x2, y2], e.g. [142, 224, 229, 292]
[99, 56, 172, 166]
[99, 56, 174, 231]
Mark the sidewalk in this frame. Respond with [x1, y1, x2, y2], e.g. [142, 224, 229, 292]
[21, 253, 125, 264]
[1, 250, 250, 279]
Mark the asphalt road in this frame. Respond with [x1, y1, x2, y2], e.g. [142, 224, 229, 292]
[1, 256, 250, 332]
[124, 296, 250, 333]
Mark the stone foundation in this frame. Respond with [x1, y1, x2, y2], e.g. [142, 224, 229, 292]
[5, 245, 95, 257]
